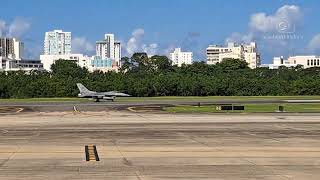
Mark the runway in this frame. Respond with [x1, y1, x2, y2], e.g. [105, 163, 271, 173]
[1, 98, 320, 113]
[0, 111, 320, 179]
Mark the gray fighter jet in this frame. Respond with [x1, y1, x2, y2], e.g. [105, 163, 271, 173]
[76, 83, 130, 102]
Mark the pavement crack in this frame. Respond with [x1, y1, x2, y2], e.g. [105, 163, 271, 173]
[111, 139, 134, 167]
[177, 132, 210, 147]
[0, 145, 22, 167]
[135, 171, 145, 180]
[122, 157, 133, 166]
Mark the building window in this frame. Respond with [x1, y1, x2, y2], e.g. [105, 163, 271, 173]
[318, 59, 319, 66]
[307, 60, 310, 66]
[311, 60, 313, 66]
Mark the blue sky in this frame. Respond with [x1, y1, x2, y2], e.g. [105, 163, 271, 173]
[1, 0, 320, 63]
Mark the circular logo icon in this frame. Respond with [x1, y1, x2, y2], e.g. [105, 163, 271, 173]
[277, 19, 294, 33]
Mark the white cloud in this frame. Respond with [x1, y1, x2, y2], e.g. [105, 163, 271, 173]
[226, 5, 303, 44]
[72, 37, 95, 55]
[249, 5, 302, 33]
[8, 17, 31, 38]
[0, 17, 36, 58]
[132, 28, 144, 37]
[126, 28, 145, 55]
[223, 5, 304, 62]
[125, 28, 160, 56]
[142, 43, 159, 56]
[0, 20, 6, 37]
[225, 32, 255, 44]
[0, 17, 31, 38]
[308, 34, 320, 53]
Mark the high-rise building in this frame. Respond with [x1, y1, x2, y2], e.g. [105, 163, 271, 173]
[0, 38, 24, 59]
[95, 34, 121, 67]
[170, 48, 193, 67]
[114, 41, 121, 66]
[104, 34, 115, 59]
[44, 30, 71, 55]
[206, 42, 260, 69]
[96, 41, 108, 59]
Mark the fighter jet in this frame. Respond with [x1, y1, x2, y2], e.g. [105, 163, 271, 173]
[76, 83, 130, 102]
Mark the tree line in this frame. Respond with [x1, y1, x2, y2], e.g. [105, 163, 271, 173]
[0, 52, 320, 98]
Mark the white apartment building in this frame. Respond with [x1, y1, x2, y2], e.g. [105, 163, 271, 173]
[104, 34, 115, 59]
[114, 41, 121, 67]
[44, 30, 72, 55]
[96, 34, 121, 67]
[0, 38, 24, 59]
[206, 42, 260, 69]
[262, 55, 320, 69]
[40, 54, 91, 71]
[288, 56, 320, 68]
[170, 48, 193, 67]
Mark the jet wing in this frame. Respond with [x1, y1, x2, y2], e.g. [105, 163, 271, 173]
[104, 91, 131, 97]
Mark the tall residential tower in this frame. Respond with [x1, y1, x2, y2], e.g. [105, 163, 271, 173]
[0, 38, 24, 59]
[96, 34, 121, 67]
[44, 30, 71, 55]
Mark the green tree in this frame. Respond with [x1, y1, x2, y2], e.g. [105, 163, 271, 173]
[217, 58, 249, 71]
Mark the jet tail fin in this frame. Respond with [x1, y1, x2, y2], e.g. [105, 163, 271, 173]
[76, 83, 91, 93]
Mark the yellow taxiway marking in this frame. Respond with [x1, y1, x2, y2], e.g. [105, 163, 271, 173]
[127, 107, 137, 112]
[0, 107, 24, 114]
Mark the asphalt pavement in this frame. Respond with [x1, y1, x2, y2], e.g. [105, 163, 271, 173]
[0, 111, 320, 179]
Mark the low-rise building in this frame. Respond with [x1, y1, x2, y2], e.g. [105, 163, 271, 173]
[262, 55, 320, 69]
[261, 56, 297, 69]
[170, 48, 193, 67]
[40, 54, 119, 72]
[88, 56, 119, 73]
[288, 56, 320, 68]
[0, 57, 43, 71]
[40, 54, 91, 71]
[206, 42, 260, 69]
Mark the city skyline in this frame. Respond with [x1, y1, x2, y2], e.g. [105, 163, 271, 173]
[1, 0, 320, 63]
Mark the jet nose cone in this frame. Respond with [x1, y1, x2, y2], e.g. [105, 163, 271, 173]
[118, 93, 130, 97]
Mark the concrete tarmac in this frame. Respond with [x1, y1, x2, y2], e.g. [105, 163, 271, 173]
[0, 111, 320, 179]
[1, 98, 320, 113]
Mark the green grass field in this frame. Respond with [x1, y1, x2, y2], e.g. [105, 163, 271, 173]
[164, 104, 320, 113]
[117, 96, 320, 102]
[0, 96, 320, 103]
